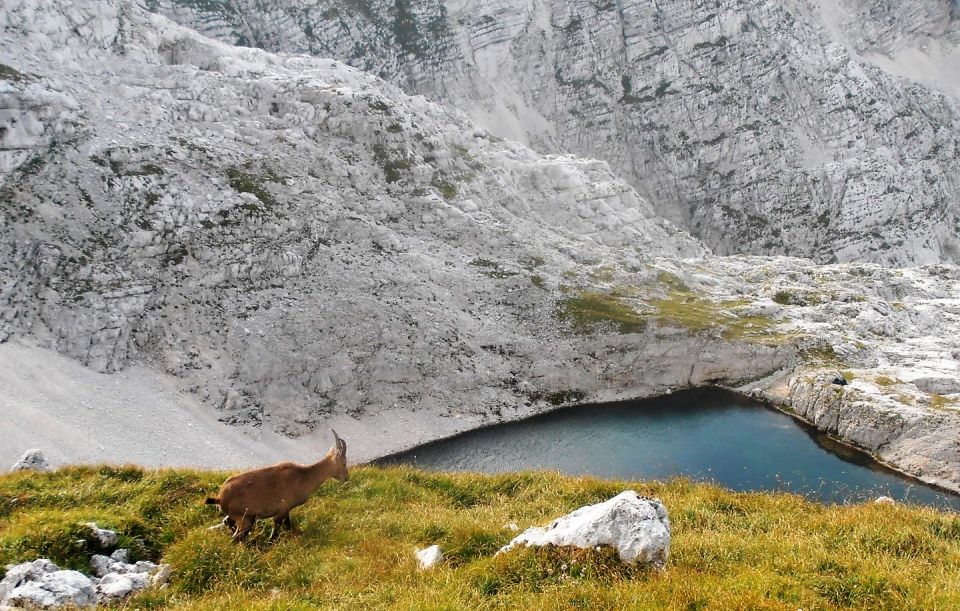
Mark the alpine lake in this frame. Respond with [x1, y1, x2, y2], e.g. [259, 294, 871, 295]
[378, 388, 960, 510]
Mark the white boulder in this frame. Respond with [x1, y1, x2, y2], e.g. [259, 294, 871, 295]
[414, 545, 443, 570]
[5, 570, 96, 608]
[0, 559, 60, 601]
[497, 491, 670, 566]
[874, 496, 896, 505]
[11, 450, 49, 473]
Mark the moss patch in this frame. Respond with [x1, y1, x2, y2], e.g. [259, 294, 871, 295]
[930, 394, 958, 410]
[225, 166, 278, 213]
[432, 179, 457, 200]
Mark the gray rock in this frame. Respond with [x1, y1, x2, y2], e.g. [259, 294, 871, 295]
[1, 0, 959, 494]
[132, 561, 157, 574]
[150, 564, 171, 587]
[96, 572, 151, 604]
[0, 559, 59, 602]
[84, 524, 117, 549]
[11, 450, 49, 472]
[4, 570, 96, 609]
[88, 555, 114, 579]
[108, 549, 130, 564]
[498, 491, 671, 566]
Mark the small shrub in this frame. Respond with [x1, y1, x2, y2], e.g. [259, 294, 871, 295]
[432, 179, 457, 199]
[226, 166, 277, 211]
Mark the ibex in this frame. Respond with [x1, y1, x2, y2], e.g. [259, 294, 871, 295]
[206, 430, 349, 542]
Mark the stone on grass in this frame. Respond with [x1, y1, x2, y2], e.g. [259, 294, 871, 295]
[497, 491, 670, 566]
[85, 523, 118, 549]
[5, 570, 97, 608]
[2, 549, 166, 608]
[151, 564, 172, 587]
[0, 559, 60, 603]
[109, 549, 130, 564]
[90, 551, 156, 578]
[11, 450, 49, 473]
[874, 496, 896, 505]
[415, 545, 443, 570]
[97, 572, 151, 603]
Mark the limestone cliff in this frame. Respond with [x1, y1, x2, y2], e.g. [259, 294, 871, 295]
[149, 0, 960, 266]
[1, 0, 958, 491]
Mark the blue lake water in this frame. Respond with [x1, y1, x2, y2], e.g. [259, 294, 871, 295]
[379, 388, 960, 510]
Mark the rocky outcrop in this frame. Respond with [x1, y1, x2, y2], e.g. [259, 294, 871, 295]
[1, 0, 745, 439]
[149, 0, 960, 266]
[2, 568, 97, 609]
[498, 491, 670, 566]
[786, 371, 960, 492]
[0, 547, 168, 608]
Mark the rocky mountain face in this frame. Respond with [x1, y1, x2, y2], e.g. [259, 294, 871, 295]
[1, 0, 958, 490]
[147, 0, 960, 267]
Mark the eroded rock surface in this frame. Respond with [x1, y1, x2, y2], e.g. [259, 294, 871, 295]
[149, 0, 960, 266]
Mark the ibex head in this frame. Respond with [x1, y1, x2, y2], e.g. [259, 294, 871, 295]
[328, 429, 349, 482]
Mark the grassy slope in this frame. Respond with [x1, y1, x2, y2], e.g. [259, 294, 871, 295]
[1, 466, 959, 610]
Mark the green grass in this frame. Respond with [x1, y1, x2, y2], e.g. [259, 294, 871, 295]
[647, 290, 777, 342]
[555, 290, 647, 334]
[1, 466, 959, 609]
[555, 283, 781, 341]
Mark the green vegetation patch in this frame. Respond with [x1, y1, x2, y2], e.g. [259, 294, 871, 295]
[0, 63, 29, 83]
[432, 179, 457, 200]
[555, 290, 647, 335]
[930, 394, 959, 410]
[373, 144, 412, 183]
[647, 289, 776, 341]
[773, 289, 808, 306]
[2, 466, 959, 609]
[470, 258, 519, 279]
[799, 343, 844, 367]
[225, 166, 279, 213]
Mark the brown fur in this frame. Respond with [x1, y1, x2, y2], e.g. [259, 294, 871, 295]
[206, 430, 348, 541]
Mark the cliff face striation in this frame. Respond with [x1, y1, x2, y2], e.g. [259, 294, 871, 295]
[1, 0, 958, 490]
[148, 0, 960, 266]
